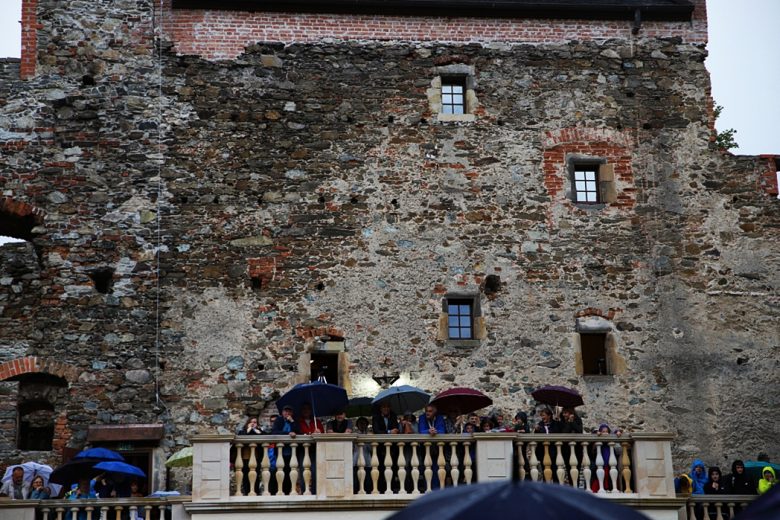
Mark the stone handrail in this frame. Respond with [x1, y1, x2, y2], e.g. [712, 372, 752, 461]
[30, 497, 189, 520]
[685, 494, 757, 520]
[191, 431, 677, 502]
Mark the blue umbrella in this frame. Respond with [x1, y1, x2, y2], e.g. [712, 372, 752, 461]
[73, 448, 125, 462]
[275, 381, 349, 419]
[372, 385, 430, 416]
[94, 461, 146, 478]
[387, 479, 649, 520]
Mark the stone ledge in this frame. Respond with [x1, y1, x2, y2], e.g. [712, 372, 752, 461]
[437, 113, 475, 123]
[582, 375, 614, 383]
[445, 339, 481, 348]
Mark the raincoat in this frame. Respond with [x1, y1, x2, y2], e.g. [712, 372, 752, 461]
[723, 460, 757, 495]
[689, 460, 708, 495]
[758, 466, 776, 495]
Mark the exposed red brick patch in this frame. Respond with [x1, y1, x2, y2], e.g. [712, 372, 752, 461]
[0, 357, 79, 383]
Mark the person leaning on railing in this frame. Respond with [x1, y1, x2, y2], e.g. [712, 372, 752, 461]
[758, 466, 776, 495]
[723, 460, 757, 495]
[271, 404, 301, 495]
[67, 478, 98, 520]
[29, 476, 50, 500]
[0, 467, 30, 499]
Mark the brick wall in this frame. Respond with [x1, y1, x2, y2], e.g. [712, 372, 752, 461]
[20, 0, 38, 80]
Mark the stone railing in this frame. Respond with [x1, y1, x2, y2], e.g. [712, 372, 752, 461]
[0, 496, 190, 520]
[192, 431, 677, 502]
[685, 495, 758, 520]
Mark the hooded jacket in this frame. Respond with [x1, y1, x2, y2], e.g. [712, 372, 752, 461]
[758, 466, 776, 495]
[724, 460, 757, 495]
[689, 460, 708, 495]
[703, 467, 726, 494]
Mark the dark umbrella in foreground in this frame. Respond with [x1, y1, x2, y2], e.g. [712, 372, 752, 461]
[343, 396, 373, 418]
[275, 380, 349, 419]
[49, 459, 104, 486]
[531, 385, 584, 408]
[387, 480, 649, 520]
[736, 481, 780, 520]
[94, 461, 146, 478]
[73, 447, 125, 462]
[431, 387, 493, 415]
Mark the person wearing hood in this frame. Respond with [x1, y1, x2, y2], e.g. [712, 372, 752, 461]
[703, 466, 726, 494]
[690, 460, 708, 495]
[723, 460, 757, 495]
[758, 466, 776, 495]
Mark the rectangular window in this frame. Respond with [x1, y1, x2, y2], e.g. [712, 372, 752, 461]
[581, 333, 608, 375]
[441, 80, 466, 115]
[447, 299, 473, 339]
[573, 166, 600, 204]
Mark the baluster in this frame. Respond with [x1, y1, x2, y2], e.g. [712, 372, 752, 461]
[55, 507, 65, 520]
[275, 442, 286, 496]
[594, 441, 605, 493]
[370, 442, 380, 495]
[581, 441, 591, 490]
[128, 506, 136, 520]
[529, 441, 540, 482]
[87, 506, 95, 520]
[248, 442, 259, 496]
[555, 441, 565, 484]
[423, 442, 433, 493]
[384, 442, 394, 495]
[410, 442, 421, 495]
[397, 442, 408, 495]
[114, 505, 122, 520]
[463, 441, 473, 485]
[568, 441, 579, 487]
[289, 442, 300, 496]
[607, 442, 618, 493]
[437, 441, 446, 488]
[356, 441, 367, 495]
[41, 508, 50, 520]
[261, 443, 272, 496]
[715, 502, 724, 520]
[516, 440, 526, 481]
[542, 441, 553, 483]
[727, 503, 735, 518]
[100, 506, 109, 520]
[621, 441, 633, 493]
[688, 501, 695, 520]
[234, 442, 245, 496]
[158, 505, 165, 520]
[450, 441, 460, 487]
[70, 507, 79, 520]
[303, 442, 313, 495]
[702, 502, 710, 520]
[144, 505, 153, 520]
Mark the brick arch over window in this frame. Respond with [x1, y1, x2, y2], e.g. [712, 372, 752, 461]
[0, 197, 47, 241]
[0, 357, 79, 384]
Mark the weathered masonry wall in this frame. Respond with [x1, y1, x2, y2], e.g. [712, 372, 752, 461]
[0, 0, 778, 480]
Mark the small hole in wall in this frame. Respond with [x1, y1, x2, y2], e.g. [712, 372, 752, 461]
[388, 115, 394, 123]
[82, 75, 95, 86]
[316, 282, 325, 291]
[484, 274, 501, 296]
[391, 199, 399, 208]
[350, 197, 358, 204]
[251, 277, 264, 291]
[89, 268, 115, 294]
[642, 123, 651, 130]
[626, 92, 635, 98]
[180, 196, 188, 204]
[318, 196, 326, 204]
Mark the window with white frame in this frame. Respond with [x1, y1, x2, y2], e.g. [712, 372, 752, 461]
[573, 165, 600, 204]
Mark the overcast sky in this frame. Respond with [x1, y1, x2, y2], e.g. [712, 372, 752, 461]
[0, 1, 778, 243]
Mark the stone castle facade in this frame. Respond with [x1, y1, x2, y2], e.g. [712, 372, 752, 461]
[0, 0, 777, 489]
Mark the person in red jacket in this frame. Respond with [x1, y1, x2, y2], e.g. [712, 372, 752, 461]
[298, 402, 323, 434]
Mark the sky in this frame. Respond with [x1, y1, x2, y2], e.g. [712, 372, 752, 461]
[0, 0, 778, 244]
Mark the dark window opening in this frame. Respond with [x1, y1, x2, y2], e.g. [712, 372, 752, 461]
[310, 352, 339, 385]
[88, 268, 115, 294]
[251, 277, 264, 291]
[581, 333, 608, 375]
[573, 165, 600, 204]
[441, 78, 466, 115]
[18, 400, 55, 451]
[447, 299, 473, 339]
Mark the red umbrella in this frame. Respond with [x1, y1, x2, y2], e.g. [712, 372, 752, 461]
[531, 385, 584, 408]
[431, 388, 493, 415]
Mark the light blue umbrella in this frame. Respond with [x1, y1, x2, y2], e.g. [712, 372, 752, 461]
[73, 448, 125, 462]
[94, 461, 146, 478]
[372, 385, 430, 416]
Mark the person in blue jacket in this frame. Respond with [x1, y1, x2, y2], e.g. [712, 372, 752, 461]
[419, 404, 446, 489]
[690, 460, 708, 494]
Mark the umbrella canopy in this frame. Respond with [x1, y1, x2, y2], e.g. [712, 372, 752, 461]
[736, 481, 780, 520]
[531, 385, 584, 408]
[73, 447, 125, 462]
[2, 462, 62, 497]
[744, 461, 780, 483]
[165, 447, 193, 468]
[94, 461, 146, 478]
[343, 397, 373, 418]
[431, 388, 493, 415]
[386, 479, 649, 520]
[372, 385, 430, 416]
[275, 381, 349, 418]
[49, 459, 104, 486]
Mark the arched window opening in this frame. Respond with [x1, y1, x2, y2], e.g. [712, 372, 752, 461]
[88, 267, 115, 294]
[7, 372, 68, 452]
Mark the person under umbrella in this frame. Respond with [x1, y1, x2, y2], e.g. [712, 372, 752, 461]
[372, 400, 399, 435]
[419, 404, 446, 490]
[66, 477, 98, 520]
[29, 475, 50, 500]
[0, 467, 29, 499]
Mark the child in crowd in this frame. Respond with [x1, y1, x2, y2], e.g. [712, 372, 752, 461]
[758, 467, 776, 495]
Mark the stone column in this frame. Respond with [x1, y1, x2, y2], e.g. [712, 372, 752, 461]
[474, 433, 515, 483]
[316, 434, 356, 499]
[192, 434, 233, 502]
[631, 433, 676, 498]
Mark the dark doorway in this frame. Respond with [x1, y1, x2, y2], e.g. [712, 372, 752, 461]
[310, 353, 339, 385]
[581, 333, 608, 375]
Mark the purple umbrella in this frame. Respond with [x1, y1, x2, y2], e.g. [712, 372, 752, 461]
[531, 385, 584, 408]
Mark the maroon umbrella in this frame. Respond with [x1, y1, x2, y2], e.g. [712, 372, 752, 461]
[531, 385, 584, 408]
[431, 388, 493, 415]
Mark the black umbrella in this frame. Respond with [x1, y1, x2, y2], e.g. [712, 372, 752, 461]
[386, 480, 649, 520]
[343, 397, 373, 418]
[49, 458, 104, 486]
[736, 482, 780, 520]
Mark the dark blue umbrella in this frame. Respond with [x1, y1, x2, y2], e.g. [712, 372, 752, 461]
[372, 385, 430, 416]
[275, 381, 349, 418]
[736, 481, 780, 520]
[73, 447, 125, 462]
[94, 461, 146, 478]
[49, 459, 104, 486]
[387, 480, 649, 520]
[343, 397, 373, 418]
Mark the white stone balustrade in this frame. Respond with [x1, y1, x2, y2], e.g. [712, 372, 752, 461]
[686, 495, 757, 520]
[33, 498, 186, 520]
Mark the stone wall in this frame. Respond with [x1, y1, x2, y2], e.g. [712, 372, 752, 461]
[0, 0, 777, 478]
